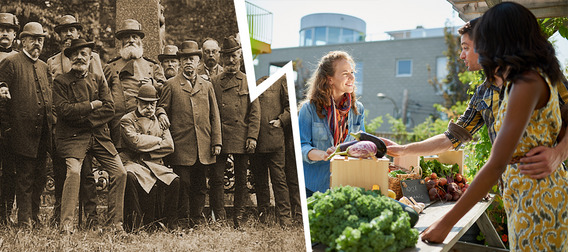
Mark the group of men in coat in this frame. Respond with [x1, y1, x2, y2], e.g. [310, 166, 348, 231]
[0, 12, 301, 232]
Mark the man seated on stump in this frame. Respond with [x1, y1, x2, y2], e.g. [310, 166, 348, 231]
[120, 83, 179, 231]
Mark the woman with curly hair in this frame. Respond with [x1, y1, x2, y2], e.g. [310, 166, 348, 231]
[299, 51, 365, 197]
[421, 2, 568, 250]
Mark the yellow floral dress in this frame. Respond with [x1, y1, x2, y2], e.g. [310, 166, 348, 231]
[494, 70, 568, 251]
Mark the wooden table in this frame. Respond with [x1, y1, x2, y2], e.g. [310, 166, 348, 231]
[312, 195, 508, 252]
[403, 195, 507, 252]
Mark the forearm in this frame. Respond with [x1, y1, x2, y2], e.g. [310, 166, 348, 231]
[307, 149, 327, 161]
[400, 134, 454, 156]
[555, 125, 568, 161]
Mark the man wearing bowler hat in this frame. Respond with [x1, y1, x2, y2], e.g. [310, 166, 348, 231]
[120, 83, 179, 231]
[104, 19, 168, 151]
[0, 12, 18, 225]
[53, 38, 126, 233]
[158, 45, 180, 80]
[158, 40, 222, 226]
[46, 14, 103, 226]
[211, 35, 260, 228]
[0, 22, 54, 228]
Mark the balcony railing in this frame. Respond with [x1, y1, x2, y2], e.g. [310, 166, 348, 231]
[246, 1, 273, 55]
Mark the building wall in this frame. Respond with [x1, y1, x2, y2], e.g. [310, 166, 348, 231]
[254, 36, 448, 133]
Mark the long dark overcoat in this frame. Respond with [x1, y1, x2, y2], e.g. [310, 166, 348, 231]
[211, 71, 260, 154]
[255, 76, 290, 153]
[0, 52, 54, 158]
[158, 73, 222, 165]
[52, 71, 116, 159]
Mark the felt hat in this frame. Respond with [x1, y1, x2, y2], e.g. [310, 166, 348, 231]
[158, 45, 179, 62]
[220, 35, 241, 54]
[177, 40, 202, 58]
[115, 19, 145, 40]
[136, 83, 159, 102]
[0, 13, 19, 31]
[63, 38, 95, 57]
[19, 22, 47, 39]
[54, 15, 83, 33]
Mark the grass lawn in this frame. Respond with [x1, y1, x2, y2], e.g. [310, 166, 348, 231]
[0, 208, 306, 252]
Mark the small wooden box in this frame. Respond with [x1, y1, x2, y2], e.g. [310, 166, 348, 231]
[395, 150, 464, 174]
[330, 156, 390, 197]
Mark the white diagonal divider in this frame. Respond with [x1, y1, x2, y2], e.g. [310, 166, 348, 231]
[234, 0, 311, 247]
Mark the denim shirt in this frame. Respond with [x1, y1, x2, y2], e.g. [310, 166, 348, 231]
[299, 100, 365, 193]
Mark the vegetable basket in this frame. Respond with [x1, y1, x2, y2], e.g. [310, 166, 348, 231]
[389, 166, 421, 200]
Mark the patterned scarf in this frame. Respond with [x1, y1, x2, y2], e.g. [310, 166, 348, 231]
[327, 93, 351, 146]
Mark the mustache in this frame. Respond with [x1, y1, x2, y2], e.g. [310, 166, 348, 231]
[73, 59, 87, 65]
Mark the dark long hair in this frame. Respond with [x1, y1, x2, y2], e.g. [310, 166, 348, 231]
[473, 2, 562, 84]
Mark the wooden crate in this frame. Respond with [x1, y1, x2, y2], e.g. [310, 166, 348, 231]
[394, 150, 464, 174]
[330, 156, 390, 197]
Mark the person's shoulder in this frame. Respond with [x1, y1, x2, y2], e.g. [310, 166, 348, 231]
[120, 110, 137, 122]
[355, 100, 365, 110]
[107, 56, 122, 64]
[143, 56, 159, 65]
[46, 52, 60, 63]
[54, 71, 74, 84]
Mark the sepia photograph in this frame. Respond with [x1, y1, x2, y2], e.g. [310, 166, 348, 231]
[0, 0, 305, 251]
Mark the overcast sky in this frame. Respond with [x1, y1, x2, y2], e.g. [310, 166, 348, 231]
[247, 0, 568, 68]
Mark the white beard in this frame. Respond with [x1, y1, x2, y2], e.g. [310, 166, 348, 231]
[120, 44, 144, 60]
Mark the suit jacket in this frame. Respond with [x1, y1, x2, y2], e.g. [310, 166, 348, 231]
[120, 111, 178, 193]
[256, 76, 290, 153]
[196, 62, 223, 80]
[47, 51, 105, 80]
[0, 51, 54, 158]
[104, 56, 166, 118]
[211, 71, 260, 154]
[53, 71, 116, 159]
[159, 73, 222, 165]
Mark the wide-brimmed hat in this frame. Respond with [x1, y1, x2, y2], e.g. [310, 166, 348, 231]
[115, 19, 145, 40]
[136, 83, 159, 102]
[177, 40, 202, 58]
[54, 15, 83, 33]
[19, 22, 47, 39]
[0, 13, 19, 31]
[220, 35, 241, 54]
[158, 45, 179, 62]
[63, 38, 95, 57]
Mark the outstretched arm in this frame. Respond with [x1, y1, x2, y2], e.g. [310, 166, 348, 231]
[421, 72, 548, 243]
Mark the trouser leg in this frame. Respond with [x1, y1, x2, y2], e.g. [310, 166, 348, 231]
[189, 162, 207, 224]
[0, 146, 16, 223]
[284, 139, 301, 219]
[16, 153, 47, 227]
[91, 141, 126, 226]
[60, 158, 83, 230]
[232, 154, 249, 222]
[267, 150, 292, 225]
[80, 156, 97, 220]
[250, 154, 270, 222]
[162, 177, 179, 227]
[173, 166, 190, 221]
[51, 151, 66, 224]
[123, 172, 142, 231]
[209, 159, 227, 220]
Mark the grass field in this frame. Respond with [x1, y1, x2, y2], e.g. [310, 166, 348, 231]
[0, 209, 307, 252]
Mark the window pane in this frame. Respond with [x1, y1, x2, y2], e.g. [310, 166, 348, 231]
[436, 56, 448, 81]
[397, 60, 412, 76]
[315, 27, 326, 46]
[342, 29, 354, 43]
[355, 61, 363, 95]
[328, 27, 340, 44]
[304, 29, 312, 46]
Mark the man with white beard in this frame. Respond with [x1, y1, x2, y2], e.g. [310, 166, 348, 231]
[46, 14, 102, 227]
[53, 38, 126, 234]
[104, 19, 168, 151]
[158, 45, 179, 80]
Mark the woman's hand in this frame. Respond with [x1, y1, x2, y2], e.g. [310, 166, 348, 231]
[308, 146, 337, 161]
[420, 218, 453, 244]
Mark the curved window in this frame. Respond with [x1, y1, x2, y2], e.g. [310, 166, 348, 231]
[342, 29, 354, 43]
[315, 27, 326, 45]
